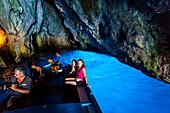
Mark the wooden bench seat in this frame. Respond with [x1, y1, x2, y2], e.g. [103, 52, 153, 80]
[65, 77, 91, 105]
[76, 87, 90, 104]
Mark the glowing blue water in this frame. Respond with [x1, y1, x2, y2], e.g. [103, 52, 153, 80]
[1, 50, 170, 113]
[60, 50, 170, 113]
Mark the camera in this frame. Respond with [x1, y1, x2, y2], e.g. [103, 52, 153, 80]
[4, 84, 12, 90]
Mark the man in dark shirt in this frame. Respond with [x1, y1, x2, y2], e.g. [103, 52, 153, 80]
[7, 66, 32, 110]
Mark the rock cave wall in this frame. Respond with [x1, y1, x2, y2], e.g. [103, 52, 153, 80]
[0, 0, 169, 82]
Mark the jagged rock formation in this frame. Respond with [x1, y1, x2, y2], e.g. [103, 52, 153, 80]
[0, 0, 169, 82]
[0, 56, 7, 68]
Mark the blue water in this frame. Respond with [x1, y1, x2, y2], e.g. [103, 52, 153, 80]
[61, 50, 170, 113]
[1, 50, 170, 113]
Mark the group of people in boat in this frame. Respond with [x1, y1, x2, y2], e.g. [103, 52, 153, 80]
[4, 52, 90, 111]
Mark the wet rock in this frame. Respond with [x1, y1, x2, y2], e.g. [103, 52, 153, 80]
[0, 56, 7, 68]
[0, 0, 169, 83]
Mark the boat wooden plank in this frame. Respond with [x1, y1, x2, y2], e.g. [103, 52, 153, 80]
[51, 76, 64, 87]
[45, 95, 62, 104]
[6, 103, 84, 113]
[77, 87, 90, 103]
[1, 68, 101, 113]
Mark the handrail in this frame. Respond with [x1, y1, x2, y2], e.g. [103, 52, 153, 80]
[84, 85, 102, 113]
[0, 90, 12, 102]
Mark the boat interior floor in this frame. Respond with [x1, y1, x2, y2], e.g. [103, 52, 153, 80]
[2, 70, 82, 112]
[1, 68, 102, 113]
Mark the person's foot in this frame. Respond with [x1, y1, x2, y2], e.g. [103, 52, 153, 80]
[7, 104, 16, 111]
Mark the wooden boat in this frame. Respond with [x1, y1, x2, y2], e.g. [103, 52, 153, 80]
[0, 66, 102, 113]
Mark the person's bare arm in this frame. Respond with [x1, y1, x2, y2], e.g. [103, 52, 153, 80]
[52, 61, 60, 65]
[38, 67, 42, 78]
[83, 68, 90, 87]
[56, 61, 60, 65]
[10, 84, 30, 94]
[69, 66, 74, 74]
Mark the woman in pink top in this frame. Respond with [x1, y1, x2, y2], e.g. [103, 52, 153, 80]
[76, 59, 90, 87]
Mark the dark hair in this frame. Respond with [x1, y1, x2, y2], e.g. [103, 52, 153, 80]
[78, 59, 85, 72]
[72, 59, 77, 68]
[27, 61, 35, 68]
[56, 51, 60, 55]
[15, 66, 26, 75]
[78, 59, 85, 66]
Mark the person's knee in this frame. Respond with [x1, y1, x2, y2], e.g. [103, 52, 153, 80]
[54, 66, 59, 70]
[7, 96, 24, 110]
[50, 66, 54, 70]
[7, 103, 15, 110]
[7, 97, 15, 110]
[56, 66, 59, 70]
[7, 103, 12, 108]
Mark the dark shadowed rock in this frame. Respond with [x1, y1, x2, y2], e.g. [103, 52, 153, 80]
[0, 0, 169, 82]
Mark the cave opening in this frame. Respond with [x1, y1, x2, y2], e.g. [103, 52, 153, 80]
[32, 33, 40, 54]
[0, 27, 7, 47]
[0, 26, 15, 65]
[0, 0, 170, 112]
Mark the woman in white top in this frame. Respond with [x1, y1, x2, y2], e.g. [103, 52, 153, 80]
[69, 59, 77, 75]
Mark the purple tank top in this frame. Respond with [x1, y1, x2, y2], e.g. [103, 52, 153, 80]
[77, 66, 85, 81]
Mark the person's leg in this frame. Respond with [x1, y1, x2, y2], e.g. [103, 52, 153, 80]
[7, 96, 22, 110]
[23, 95, 33, 107]
[50, 66, 55, 70]
[54, 66, 59, 74]
[7, 96, 15, 110]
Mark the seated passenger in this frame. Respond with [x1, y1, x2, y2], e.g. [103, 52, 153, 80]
[76, 59, 90, 87]
[27, 61, 42, 83]
[7, 66, 32, 110]
[69, 59, 77, 75]
[50, 52, 65, 74]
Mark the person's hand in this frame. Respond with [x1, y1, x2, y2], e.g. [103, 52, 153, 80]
[10, 84, 17, 91]
[86, 84, 90, 88]
[54, 61, 59, 64]
[3, 85, 6, 90]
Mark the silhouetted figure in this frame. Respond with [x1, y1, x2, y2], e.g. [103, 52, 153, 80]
[27, 61, 42, 83]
